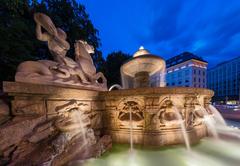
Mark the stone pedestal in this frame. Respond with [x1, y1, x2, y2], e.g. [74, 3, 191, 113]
[133, 72, 150, 88]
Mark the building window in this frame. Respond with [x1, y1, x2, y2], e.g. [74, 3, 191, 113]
[178, 71, 182, 77]
[194, 69, 196, 74]
[198, 70, 201, 75]
[203, 71, 205, 76]
[199, 78, 201, 82]
[194, 77, 196, 82]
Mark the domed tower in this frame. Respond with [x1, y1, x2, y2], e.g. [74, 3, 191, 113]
[120, 47, 166, 89]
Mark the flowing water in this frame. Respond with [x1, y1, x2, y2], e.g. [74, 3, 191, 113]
[159, 69, 166, 87]
[209, 104, 227, 126]
[109, 84, 122, 91]
[72, 110, 88, 145]
[199, 106, 219, 138]
[173, 107, 191, 151]
[129, 107, 134, 152]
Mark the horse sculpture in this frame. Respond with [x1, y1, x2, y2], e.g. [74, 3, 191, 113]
[15, 13, 107, 90]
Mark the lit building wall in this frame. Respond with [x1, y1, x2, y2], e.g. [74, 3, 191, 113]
[165, 60, 207, 88]
[207, 56, 240, 103]
[151, 52, 207, 88]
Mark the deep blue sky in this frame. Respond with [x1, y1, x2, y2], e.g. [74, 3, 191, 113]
[80, 0, 240, 67]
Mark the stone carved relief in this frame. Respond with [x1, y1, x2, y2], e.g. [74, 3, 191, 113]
[151, 99, 181, 130]
[117, 98, 144, 129]
[185, 95, 205, 127]
[52, 100, 96, 155]
[54, 100, 91, 136]
[15, 13, 107, 90]
[12, 100, 46, 115]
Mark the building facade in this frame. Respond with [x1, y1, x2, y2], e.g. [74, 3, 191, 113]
[151, 52, 207, 88]
[207, 57, 240, 104]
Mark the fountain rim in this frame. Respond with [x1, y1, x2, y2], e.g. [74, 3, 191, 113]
[102, 86, 214, 97]
[120, 54, 165, 77]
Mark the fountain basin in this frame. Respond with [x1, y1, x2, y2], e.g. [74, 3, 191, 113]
[101, 87, 214, 147]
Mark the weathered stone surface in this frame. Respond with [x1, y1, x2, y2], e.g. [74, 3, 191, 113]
[0, 100, 9, 116]
[0, 115, 45, 151]
[94, 135, 112, 157]
[2, 145, 16, 158]
[12, 99, 46, 115]
[28, 121, 56, 143]
[51, 134, 111, 166]
[91, 101, 105, 110]
[3, 81, 101, 100]
[10, 141, 36, 162]
[89, 111, 102, 129]
[47, 100, 91, 117]
[9, 139, 55, 166]
[0, 116, 11, 125]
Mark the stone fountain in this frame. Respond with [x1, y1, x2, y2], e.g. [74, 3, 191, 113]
[0, 13, 214, 165]
[104, 48, 213, 147]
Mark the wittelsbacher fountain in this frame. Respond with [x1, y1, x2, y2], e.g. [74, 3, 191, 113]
[1, 13, 240, 166]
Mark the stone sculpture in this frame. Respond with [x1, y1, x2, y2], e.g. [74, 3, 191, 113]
[151, 100, 180, 129]
[117, 98, 144, 129]
[15, 13, 107, 90]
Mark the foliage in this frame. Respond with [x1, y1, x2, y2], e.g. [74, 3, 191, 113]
[104, 51, 131, 87]
[0, 0, 103, 82]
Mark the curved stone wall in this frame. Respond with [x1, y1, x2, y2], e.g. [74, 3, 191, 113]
[101, 87, 214, 146]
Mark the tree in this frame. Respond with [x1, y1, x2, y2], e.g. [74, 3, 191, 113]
[104, 51, 131, 87]
[0, 0, 42, 82]
[0, 0, 104, 83]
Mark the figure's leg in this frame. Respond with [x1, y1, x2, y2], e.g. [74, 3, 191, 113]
[94, 72, 107, 85]
[75, 69, 90, 84]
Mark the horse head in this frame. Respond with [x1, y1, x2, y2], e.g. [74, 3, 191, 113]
[75, 40, 94, 54]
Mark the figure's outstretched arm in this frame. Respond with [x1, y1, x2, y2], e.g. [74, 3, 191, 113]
[36, 23, 49, 42]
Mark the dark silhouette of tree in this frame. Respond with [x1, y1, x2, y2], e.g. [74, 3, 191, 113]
[0, 0, 104, 83]
[104, 51, 131, 87]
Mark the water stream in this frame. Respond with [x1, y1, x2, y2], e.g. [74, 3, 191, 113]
[199, 105, 219, 139]
[73, 111, 88, 145]
[129, 107, 133, 152]
[173, 106, 191, 151]
[209, 105, 227, 126]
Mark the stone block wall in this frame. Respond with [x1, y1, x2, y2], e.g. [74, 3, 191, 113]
[0, 82, 111, 165]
